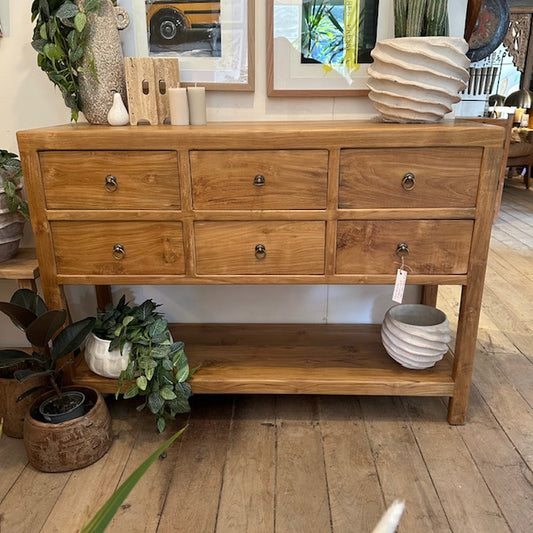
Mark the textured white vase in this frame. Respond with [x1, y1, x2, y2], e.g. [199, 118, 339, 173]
[84, 332, 131, 378]
[381, 304, 451, 369]
[107, 92, 130, 126]
[367, 37, 470, 123]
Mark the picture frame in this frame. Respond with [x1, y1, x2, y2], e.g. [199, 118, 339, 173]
[267, 0, 394, 97]
[121, 0, 254, 91]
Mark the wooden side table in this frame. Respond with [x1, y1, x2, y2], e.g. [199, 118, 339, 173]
[0, 248, 40, 291]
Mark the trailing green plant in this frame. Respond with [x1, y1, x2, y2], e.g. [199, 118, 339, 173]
[0, 150, 30, 222]
[0, 288, 95, 401]
[394, 0, 449, 38]
[94, 295, 193, 433]
[30, 0, 104, 121]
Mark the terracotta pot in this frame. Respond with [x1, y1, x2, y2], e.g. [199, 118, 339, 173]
[0, 366, 47, 439]
[23, 386, 112, 472]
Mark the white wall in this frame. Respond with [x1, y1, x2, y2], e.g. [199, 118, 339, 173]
[0, 1, 469, 344]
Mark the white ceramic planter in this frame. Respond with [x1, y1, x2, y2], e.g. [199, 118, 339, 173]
[367, 37, 470, 123]
[381, 304, 451, 369]
[84, 332, 131, 378]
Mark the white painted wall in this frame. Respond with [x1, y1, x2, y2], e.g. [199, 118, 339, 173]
[0, 1, 467, 344]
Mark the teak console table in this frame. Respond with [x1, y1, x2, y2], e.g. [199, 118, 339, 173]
[17, 120, 503, 424]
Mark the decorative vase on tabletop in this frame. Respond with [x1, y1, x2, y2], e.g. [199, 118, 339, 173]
[0, 191, 25, 262]
[381, 304, 451, 369]
[76, 0, 130, 124]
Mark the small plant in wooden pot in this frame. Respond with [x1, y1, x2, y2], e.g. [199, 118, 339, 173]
[89, 295, 193, 433]
[0, 150, 30, 263]
[0, 289, 112, 472]
[367, 0, 470, 123]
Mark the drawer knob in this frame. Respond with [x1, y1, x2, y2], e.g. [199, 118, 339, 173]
[105, 175, 118, 193]
[113, 243, 126, 260]
[254, 174, 265, 186]
[255, 243, 266, 259]
[402, 173, 416, 191]
[396, 242, 409, 257]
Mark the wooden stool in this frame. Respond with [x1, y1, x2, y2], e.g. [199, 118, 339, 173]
[0, 248, 40, 291]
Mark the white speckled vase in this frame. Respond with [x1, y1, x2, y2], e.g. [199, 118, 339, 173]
[367, 37, 470, 123]
[77, 0, 129, 124]
[381, 304, 451, 369]
[84, 332, 131, 378]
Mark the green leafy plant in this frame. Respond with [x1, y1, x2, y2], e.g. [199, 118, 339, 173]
[0, 150, 29, 222]
[94, 295, 193, 433]
[30, 0, 104, 121]
[81, 426, 186, 533]
[0, 289, 95, 402]
[394, 0, 449, 38]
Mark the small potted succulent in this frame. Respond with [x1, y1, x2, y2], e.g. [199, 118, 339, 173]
[87, 295, 193, 433]
[0, 289, 112, 472]
[0, 150, 30, 262]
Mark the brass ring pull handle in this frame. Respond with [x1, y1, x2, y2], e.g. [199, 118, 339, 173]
[105, 175, 118, 193]
[396, 242, 409, 257]
[402, 173, 416, 191]
[112, 243, 126, 260]
[254, 174, 265, 186]
[255, 243, 266, 259]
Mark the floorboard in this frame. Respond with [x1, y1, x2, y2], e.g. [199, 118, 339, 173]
[0, 182, 532, 532]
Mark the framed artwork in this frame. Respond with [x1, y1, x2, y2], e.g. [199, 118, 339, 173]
[122, 0, 254, 91]
[267, 0, 394, 96]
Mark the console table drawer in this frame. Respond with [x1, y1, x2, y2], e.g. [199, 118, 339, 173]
[195, 221, 325, 274]
[336, 220, 474, 274]
[40, 151, 180, 209]
[190, 150, 328, 209]
[51, 221, 185, 275]
[339, 148, 482, 208]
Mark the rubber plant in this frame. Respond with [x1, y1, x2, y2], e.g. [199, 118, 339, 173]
[30, 0, 104, 121]
[0, 150, 29, 221]
[93, 295, 193, 433]
[0, 288, 95, 405]
[394, 0, 449, 37]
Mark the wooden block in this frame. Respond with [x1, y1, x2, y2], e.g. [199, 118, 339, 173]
[124, 57, 159, 125]
[153, 57, 180, 125]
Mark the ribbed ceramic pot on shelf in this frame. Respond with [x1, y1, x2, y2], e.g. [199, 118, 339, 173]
[381, 304, 451, 369]
[367, 37, 470, 123]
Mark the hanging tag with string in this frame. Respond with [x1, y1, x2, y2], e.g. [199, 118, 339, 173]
[392, 242, 411, 303]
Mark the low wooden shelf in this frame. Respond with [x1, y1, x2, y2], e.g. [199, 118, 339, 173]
[0, 248, 39, 290]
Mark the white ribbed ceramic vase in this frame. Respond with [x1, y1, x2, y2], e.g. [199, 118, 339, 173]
[381, 304, 451, 369]
[84, 332, 131, 378]
[367, 37, 470, 123]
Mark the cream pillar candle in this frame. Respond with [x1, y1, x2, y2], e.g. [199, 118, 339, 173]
[187, 86, 207, 125]
[168, 87, 189, 125]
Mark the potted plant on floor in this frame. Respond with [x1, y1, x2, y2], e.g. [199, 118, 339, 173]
[0, 288, 112, 471]
[86, 295, 193, 433]
[0, 150, 30, 263]
[367, 0, 470, 123]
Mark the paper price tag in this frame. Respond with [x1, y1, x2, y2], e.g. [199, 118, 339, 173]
[392, 269, 408, 303]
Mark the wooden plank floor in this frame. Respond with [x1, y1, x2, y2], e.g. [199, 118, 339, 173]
[1, 182, 532, 533]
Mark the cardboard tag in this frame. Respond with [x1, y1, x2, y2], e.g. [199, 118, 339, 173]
[392, 269, 408, 303]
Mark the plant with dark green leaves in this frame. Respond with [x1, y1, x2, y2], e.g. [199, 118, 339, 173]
[0, 289, 95, 401]
[394, 0, 449, 37]
[31, 0, 104, 121]
[95, 296, 192, 433]
[0, 150, 30, 222]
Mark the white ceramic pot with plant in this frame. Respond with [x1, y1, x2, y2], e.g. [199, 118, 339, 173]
[84, 332, 132, 378]
[367, 0, 470, 123]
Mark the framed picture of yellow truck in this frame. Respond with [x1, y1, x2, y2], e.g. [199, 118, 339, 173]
[124, 0, 254, 91]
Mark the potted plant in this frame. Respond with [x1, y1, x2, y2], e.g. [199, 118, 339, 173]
[0, 150, 30, 263]
[0, 288, 112, 472]
[87, 295, 193, 433]
[367, 0, 470, 123]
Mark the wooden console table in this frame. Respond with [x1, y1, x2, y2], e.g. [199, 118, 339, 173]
[16, 120, 503, 424]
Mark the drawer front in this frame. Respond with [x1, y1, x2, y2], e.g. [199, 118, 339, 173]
[195, 221, 325, 274]
[190, 150, 328, 209]
[40, 151, 180, 209]
[339, 148, 482, 208]
[336, 220, 473, 274]
[51, 221, 185, 275]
